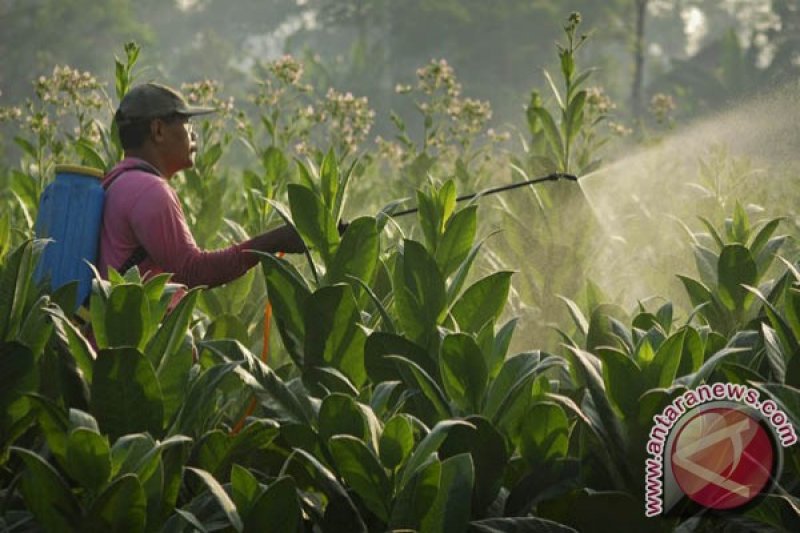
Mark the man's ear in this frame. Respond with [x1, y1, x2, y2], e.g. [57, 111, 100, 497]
[149, 118, 165, 143]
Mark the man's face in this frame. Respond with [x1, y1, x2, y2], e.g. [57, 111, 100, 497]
[153, 114, 197, 175]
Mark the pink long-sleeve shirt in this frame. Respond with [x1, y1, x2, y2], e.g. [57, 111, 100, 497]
[98, 157, 258, 287]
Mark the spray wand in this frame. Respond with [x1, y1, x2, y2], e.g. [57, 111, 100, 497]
[387, 171, 578, 218]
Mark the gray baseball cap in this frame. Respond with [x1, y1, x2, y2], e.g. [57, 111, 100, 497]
[115, 82, 215, 124]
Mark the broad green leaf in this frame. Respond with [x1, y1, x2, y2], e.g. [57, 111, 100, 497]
[303, 284, 366, 386]
[269, 197, 321, 284]
[259, 252, 311, 366]
[435, 205, 477, 278]
[244, 477, 301, 533]
[697, 216, 725, 250]
[230, 344, 315, 425]
[439, 180, 457, 226]
[0, 211, 10, 259]
[380, 414, 415, 470]
[156, 338, 193, 426]
[330, 435, 392, 521]
[731, 202, 750, 243]
[688, 346, 750, 388]
[230, 464, 260, 518]
[194, 430, 231, 479]
[560, 49, 575, 85]
[656, 302, 673, 333]
[229, 417, 279, 457]
[451, 272, 513, 334]
[439, 415, 508, 513]
[393, 240, 447, 342]
[291, 449, 367, 533]
[750, 217, 782, 256]
[348, 274, 397, 334]
[439, 333, 488, 412]
[319, 393, 367, 442]
[170, 362, 239, 436]
[693, 244, 718, 288]
[519, 402, 569, 467]
[288, 183, 339, 266]
[17, 295, 53, 357]
[0, 241, 33, 341]
[678, 275, 728, 331]
[145, 287, 201, 368]
[387, 355, 451, 422]
[557, 295, 588, 339]
[587, 304, 626, 353]
[111, 434, 157, 480]
[68, 408, 100, 432]
[303, 365, 359, 396]
[745, 284, 800, 365]
[483, 352, 538, 422]
[103, 284, 151, 350]
[205, 314, 244, 342]
[446, 235, 491, 304]
[756, 235, 787, 276]
[0, 342, 36, 413]
[85, 474, 147, 533]
[420, 453, 474, 533]
[564, 90, 586, 146]
[65, 427, 111, 491]
[45, 305, 96, 383]
[24, 394, 69, 469]
[717, 244, 757, 311]
[679, 326, 706, 377]
[566, 348, 628, 470]
[188, 467, 244, 532]
[320, 148, 339, 211]
[326, 217, 379, 286]
[75, 139, 106, 170]
[262, 146, 289, 184]
[645, 329, 686, 389]
[364, 332, 433, 384]
[487, 318, 517, 379]
[400, 419, 474, 488]
[533, 107, 564, 169]
[157, 436, 193, 522]
[678, 275, 713, 310]
[171, 510, 209, 533]
[389, 459, 441, 530]
[762, 323, 787, 383]
[596, 348, 642, 418]
[416, 188, 442, 251]
[91, 347, 164, 440]
[12, 447, 81, 531]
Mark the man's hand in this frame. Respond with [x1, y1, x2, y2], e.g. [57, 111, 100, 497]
[246, 225, 307, 254]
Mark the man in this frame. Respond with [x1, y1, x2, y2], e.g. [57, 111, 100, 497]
[98, 82, 305, 287]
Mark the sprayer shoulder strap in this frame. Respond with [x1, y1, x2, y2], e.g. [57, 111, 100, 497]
[102, 162, 161, 271]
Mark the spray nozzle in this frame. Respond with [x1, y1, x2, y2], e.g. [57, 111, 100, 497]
[552, 172, 578, 181]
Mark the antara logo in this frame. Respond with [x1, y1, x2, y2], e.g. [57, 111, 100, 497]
[644, 383, 797, 517]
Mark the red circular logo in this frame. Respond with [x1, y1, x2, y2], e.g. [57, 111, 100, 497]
[670, 407, 775, 510]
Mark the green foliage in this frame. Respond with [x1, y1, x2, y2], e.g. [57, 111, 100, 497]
[679, 206, 788, 334]
[3, 12, 800, 532]
[524, 12, 607, 176]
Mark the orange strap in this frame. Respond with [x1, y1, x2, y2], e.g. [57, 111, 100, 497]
[231, 251, 283, 435]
